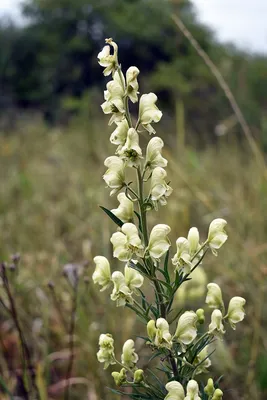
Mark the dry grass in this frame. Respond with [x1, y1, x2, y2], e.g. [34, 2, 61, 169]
[0, 117, 266, 399]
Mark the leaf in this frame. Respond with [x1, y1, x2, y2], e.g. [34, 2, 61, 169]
[99, 206, 123, 227]
[164, 250, 170, 283]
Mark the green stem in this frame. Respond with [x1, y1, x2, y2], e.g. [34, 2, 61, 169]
[136, 167, 149, 247]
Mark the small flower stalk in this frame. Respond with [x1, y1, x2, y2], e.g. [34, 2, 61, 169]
[93, 38, 245, 399]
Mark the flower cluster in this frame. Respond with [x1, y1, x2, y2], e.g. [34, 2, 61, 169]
[93, 38, 246, 400]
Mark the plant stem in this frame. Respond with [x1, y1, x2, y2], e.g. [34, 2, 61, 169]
[1, 264, 41, 400]
[136, 167, 149, 247]
[64, 275, 79, 400]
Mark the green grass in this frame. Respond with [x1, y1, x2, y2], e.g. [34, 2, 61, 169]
[0, 117, 266, 399]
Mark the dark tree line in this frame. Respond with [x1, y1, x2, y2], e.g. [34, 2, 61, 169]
[1, 0, 267, 142]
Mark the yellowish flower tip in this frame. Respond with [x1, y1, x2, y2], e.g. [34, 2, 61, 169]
[121, 339, 139, 369]
[204, 378, 215, 396]
[207, 218, 228, 255]
[147, 320, 157, 341]
[92, 256, 111, 291]
[134, 369, 144, 383]
[112, 368, 127, 386]
[111, 192, 134, 223]
[206, 283, 224, 309]
[110, 223, 144, 261]
[147, 224, 171, 261]
[227, 296, 246, 329]
[164, 381, 185, 400]
[97, 333, 116, 369]
[208, 309, 225, 338]
[212, 388, 223, 400]
[196, 308, 205, 324]
[174, 311, 198, 347]
[185, 380, 201, 400]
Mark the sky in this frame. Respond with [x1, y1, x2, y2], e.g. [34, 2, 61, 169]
[1, 0, 267, 53]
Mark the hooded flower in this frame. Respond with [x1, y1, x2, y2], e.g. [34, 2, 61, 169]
[139, 93, 163, 134]
[112, 368, 127, 386]
[110, 223, 144, 261]
[227, 296, 246, 329]
[145, 137, 168, 170]
[147, 224, 171, 261]
[207, 218, 228, 255]
[208, 309, 225, 338]
[174, 311, 198, 349]
[194, 345, 211, 374]
[147, 320, 157, 342]
[110, 271, 133, 306]
[164, 381, 185, 400]
[150, 167, 173, 207]
[124, 265, 144, 293]
[206, 283, 224, 310]
[121, 339, 139, 369]
[185, 380, 201, 400]
[155, 318, 172, 348]
[103, 156, 125, 196]
[111, 193, 134, 222]
[171, 237, 191, 273]
[110, 119, 129, 148]
[101, 71, 125, 125]
[134, 369, 144, 384]
[204, 378, 215, 397]
[98, 38, 118, 76]
[92, 256, 111, 291]
[126, 66, 140, 103]
[172, 228, 203, 274]
[117, 128, 142, 166]
[97, 333, 116, 369]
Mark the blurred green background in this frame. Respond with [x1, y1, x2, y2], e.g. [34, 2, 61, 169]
[1, 0, 267, 399]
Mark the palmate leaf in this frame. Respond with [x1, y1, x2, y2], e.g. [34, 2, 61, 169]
[99, 205, 124, 227]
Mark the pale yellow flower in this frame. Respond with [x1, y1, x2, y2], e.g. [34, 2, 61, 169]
[164, 381, 185, 400]
[139, 93, 162, 134]
[98, 38, 118, 76]
[150, 167, 173, 207]
[147, 224, 171, 261]
[117, 128, 142, 166]
[103, 156, 125, 196]
[97, 333, 116, 369]
[227, 296, 246, 330]
[208, 218, 228, 255]
[121, 339, 139, 369]
[92, 256, 111, 291]
[126, 66, 140, 103]
[145, 136, 167, 170]
[111, 193, 134, 222]
[110, 223, 144, 261]
[206, 283, 224, 309]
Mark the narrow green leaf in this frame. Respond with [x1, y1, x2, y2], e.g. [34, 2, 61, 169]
[99, 205, 123, 227]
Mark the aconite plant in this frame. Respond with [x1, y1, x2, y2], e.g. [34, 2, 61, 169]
[93, 38, 246, 400]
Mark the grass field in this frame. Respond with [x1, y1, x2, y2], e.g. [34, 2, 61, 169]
[0, 115, 267, 399]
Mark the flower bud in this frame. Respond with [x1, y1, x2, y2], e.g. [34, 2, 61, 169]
[145, 137, 167, 170]
[196, 309, 205, 324]
[212, 389, 223, 400]
[111, 193, 134, 222]
[147, 320, 157, 341]
[121, 339, 139, 369]
[174, 311, 198, 348]
[139, 93, 162, 134]
[112, 368, 127, 386]
[206, 283, 224, 309]
[207, 218, 228, 255]
[147, 224, 171, 261]
[134, 369, 144, 384]
[92, 256, 111, 291]
[126, 66, 140, 103]
[98, 38, 118, 76]
[150, 167, 173, 207]
[164, 381, 185, 400]
[227, 296, 246, 329]
[110, 223, 144, 261]
[103, 156, 125, 196]
[208, 309, 225, 337]
[117, 128, 142, 166]
[204, 378, 215, 396]
[185, 380, 201, 400]
[97, 333, 116, 369]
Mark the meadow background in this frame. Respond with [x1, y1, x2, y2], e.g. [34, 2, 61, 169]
[1, 0, 267, 399]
